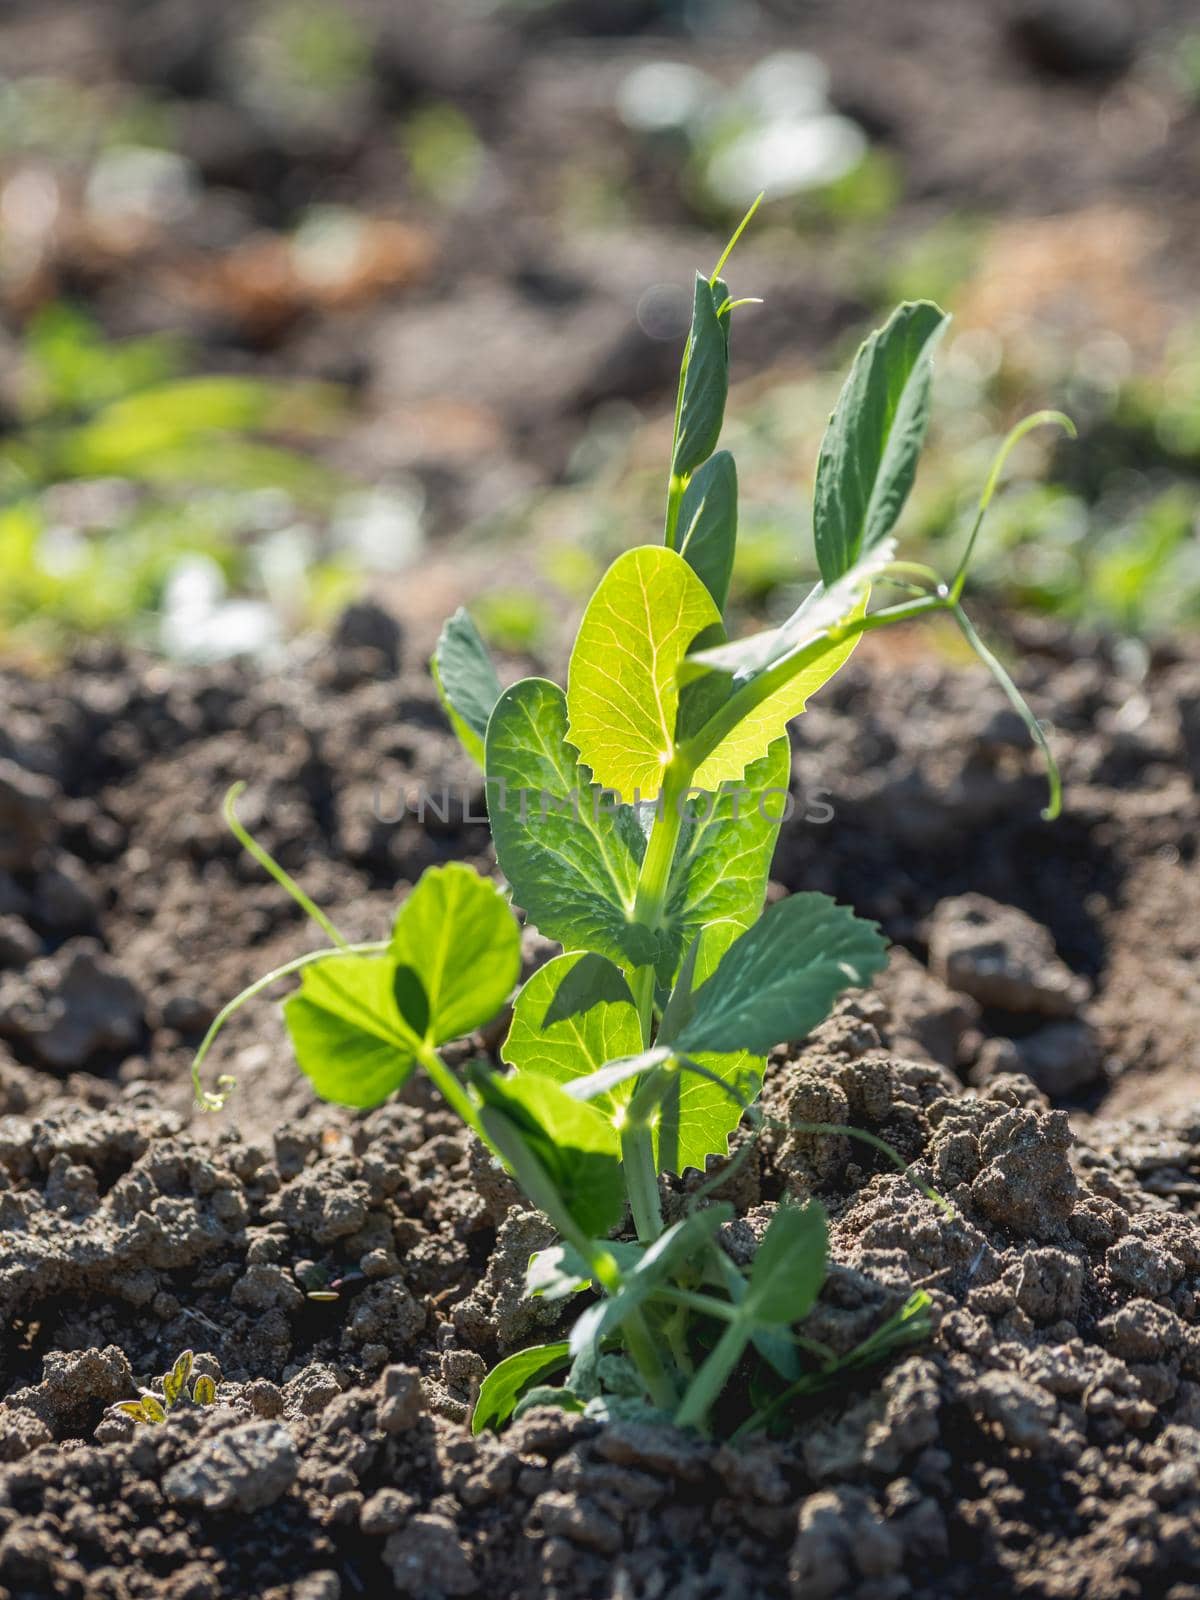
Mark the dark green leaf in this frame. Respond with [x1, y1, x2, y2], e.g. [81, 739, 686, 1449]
[660, 736, 790, 983]
[512, 1384, 586, 1420]
[673, 275, 729, 478]
[744, 1202, 829, 1325]
[485, 677, 656, 969]
[666, 892, 888, 1056]
[814, 301, 948, 585]
[472, 1342, 572, 1433]
[568, 1206, 732, 1356]
[432, 607, 502, 767]
[674, 451, 737, 612]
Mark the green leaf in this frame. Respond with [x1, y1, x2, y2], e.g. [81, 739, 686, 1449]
[191, 1375, 216, 1406]
[485, 677, 656, 969]
[502, 952, 642, 1123]
[689, 621, 862, 792]
[660, 736, 790, 981]
[743, 1202, 828, 1325]
[472, 1341, 572, 1434]
[568, 1206, 732, 1357]
[284, 865, 518, 1109]
[567, 546, 719, 800]
[653, 921, 764, 1177]
[674, 451, 737, 612]
[674, 275, 729, 477]
[140, 1393, 166, 1425]
[163, 1349, 192, 1409]
[666, 892, 888, 1056]
[527, 1239, 643, 1301]
[284, 952, 420, 1108]
[432, 607, 502, 767]
[113, 1401, 150, 1422]
[686, 544, 895, 685]
[813, 300, 948, 585]
[390, 862, 521, 1044]
[471, 1067, 625, 1240]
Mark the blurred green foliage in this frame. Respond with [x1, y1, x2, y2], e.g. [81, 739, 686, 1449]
[0, 305, 353, 656]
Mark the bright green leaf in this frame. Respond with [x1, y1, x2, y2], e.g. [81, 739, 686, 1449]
[191, 1375, 216, 1406]
[502, 952, 642, 1122]
[140, 1394, 166, 1425]
[390, 862, 521, 1044]
[567, 546, 719, 800]
[666, 892, 888, 1056]
[472, 1067, 625, 1240]
[674, 275, 729, 477]
[284, 952, 419, 1108]
[674, 451, 738, 612]
[472, 1342, 572, 1433]
[689, 620, 862, 791]
[814, 300, 948, 585]
[432, 607, 502, 767]
[163, 1350, 192, 1409]
[744, 1202, 829, 1325]
[486, 677, 656, 968]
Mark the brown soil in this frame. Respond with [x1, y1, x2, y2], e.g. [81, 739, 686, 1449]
[0, 606, 1198, 1599]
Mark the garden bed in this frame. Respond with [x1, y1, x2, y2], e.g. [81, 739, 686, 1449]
[0, 608, 1197, 1598]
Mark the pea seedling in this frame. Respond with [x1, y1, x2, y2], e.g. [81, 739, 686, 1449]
[195, 204, 1069, 1435]
[111, 1349, 217, 1425]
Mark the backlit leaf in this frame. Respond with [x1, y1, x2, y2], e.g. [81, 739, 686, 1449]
[690, 622, 862, 792]
[284, 952, 419, 1108]
[502, 952, 642, 1123]
[567, 546, 719, 800]
[390, 862, 521, 1044]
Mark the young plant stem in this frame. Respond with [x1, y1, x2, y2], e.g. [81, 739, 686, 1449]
[224, 783, 350, 951]
[652, 1285, 739, 1322]
[674, 1316, 750, 1432]
[621, 1123, 665, 1244]
[622, 765, 692, 1241]
[622, 1311, 680, 1411]
[417, 1043, 486, 1140]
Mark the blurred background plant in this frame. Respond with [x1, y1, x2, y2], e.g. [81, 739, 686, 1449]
[0, 0, 1195, 663]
